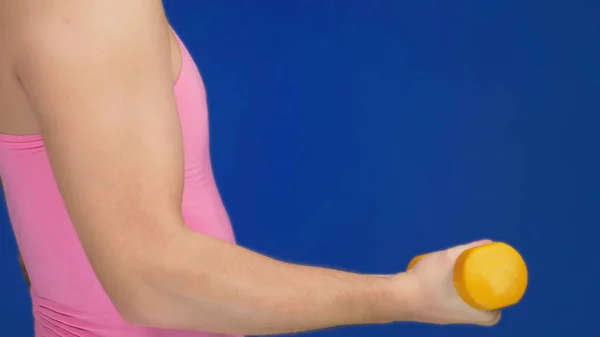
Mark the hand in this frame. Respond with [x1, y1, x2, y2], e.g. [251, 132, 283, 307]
[400, 240, 502, 326]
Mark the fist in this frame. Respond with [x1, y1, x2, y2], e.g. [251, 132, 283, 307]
[400, 240, 502, 326]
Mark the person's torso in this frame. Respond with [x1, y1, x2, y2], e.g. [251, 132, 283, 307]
[0, 26, 238, 337]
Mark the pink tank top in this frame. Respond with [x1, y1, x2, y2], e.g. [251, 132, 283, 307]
[0, 33, 241, 337]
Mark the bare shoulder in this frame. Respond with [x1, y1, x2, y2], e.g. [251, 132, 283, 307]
[1, 0, 160, 56]
[0, 0, 175, 135]
[11, 0, 168, 66]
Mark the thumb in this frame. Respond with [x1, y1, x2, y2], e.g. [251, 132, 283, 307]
[447, 239, 493, 260]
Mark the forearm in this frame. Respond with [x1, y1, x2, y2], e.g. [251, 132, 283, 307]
[135, 228, 415, 335]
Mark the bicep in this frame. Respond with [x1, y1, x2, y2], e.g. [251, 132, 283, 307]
[17, 0, 185, 301]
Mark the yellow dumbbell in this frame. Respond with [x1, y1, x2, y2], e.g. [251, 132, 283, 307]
[407, 242, 528, 311]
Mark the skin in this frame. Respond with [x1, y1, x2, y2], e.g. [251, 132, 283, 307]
[0, 0, 500, 334]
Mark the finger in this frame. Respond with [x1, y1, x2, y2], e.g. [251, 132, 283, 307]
[477, 310, 501, 327]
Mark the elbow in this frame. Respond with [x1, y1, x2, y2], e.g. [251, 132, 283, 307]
[87, 250, 167, 327]
[106, 275, 160, 327]
[117, 305, 148, 327]
[105, 245, 187, 328]
[96, 223, 194, 328]
[106, 221, 191, 327]
[120, 304, 166, 328]
[109, 274, 173, 328]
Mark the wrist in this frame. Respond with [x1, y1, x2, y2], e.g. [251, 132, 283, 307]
[387, 272, 423, 322]
[367, 272, 422, 323]
[340, 272, 420, 325]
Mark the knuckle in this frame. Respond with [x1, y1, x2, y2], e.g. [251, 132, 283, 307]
[484, 311, 501, 326]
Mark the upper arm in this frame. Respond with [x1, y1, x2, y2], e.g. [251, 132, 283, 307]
[16, 0, 185, 312]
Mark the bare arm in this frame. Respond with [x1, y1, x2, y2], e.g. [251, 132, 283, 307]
[15, 0, 414, 334]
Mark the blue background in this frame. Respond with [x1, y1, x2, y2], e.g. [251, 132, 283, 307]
[1, 1, 598, 336]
